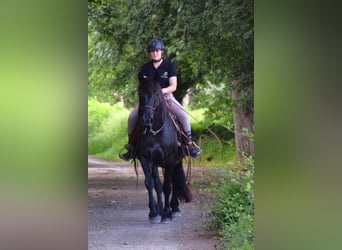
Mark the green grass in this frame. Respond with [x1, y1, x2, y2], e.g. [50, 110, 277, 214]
[88, 100, 237, 164]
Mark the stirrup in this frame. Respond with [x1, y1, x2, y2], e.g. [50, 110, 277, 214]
[190, 141, 201, 152]
[119, 144, 133, 161]
[187, 141, 202, 157]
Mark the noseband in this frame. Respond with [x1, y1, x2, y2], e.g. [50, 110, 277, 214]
[140, 92, 161, 111]
[141, 105, 157, 110]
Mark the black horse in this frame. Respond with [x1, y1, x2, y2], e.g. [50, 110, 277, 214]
[134, 76, 192, 224]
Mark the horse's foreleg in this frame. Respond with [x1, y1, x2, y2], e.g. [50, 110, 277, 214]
[152, 166, 163, 216]
[140, 160, 159, 222]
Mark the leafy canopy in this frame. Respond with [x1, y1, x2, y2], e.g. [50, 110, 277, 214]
[88, 0, 253, 124]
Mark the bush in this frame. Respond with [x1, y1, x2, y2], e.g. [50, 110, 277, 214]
[88, 97, 114, 136]
[88, 98, 130, 159]
[205, 157, 254, 249]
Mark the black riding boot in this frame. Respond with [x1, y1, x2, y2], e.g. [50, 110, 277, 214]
[119, 144, 133, 161]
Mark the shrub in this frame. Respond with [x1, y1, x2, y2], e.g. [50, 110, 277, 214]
[205, 157, 254, 249]
[88, 98, 130, 158]
[88, 97, 114, 136]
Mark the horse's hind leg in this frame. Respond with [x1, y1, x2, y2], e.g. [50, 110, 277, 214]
[170, 161, 183, 218]
[152, 166, 163, 216]
[173, 161, 192, 203]
[171, 161, 192, 219]
[140, 160, 159, 222]
[161, 167, 173, 223]
[170, 181, 181, 217]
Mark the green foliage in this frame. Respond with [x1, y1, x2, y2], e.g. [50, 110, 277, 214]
[88, 97, 113, 136]
[194, 134, 236, 168]
[88, 0, 254, 114]
[174, 106, 236, 166]
[205, 158, 254, 249]
[88, 98, 130, 159]
[192, 80, 234, 126]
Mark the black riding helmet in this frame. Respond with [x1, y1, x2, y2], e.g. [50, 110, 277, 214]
[147, 38, 165, 52]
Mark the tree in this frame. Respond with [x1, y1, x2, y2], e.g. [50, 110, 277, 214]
[88, 0, 254, 159]
[175, 0, 254, 159]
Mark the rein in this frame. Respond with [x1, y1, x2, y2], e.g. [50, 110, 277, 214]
[143, 124, 164, 136]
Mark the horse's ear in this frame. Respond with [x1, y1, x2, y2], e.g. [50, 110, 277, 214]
[139, 71, 157, 82]
[138, 74, 148, 82]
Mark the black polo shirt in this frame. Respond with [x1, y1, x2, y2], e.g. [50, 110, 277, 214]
[138, 59, 177, 89]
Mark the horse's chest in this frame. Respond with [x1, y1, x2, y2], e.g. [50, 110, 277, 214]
[139, 139, 178, 164]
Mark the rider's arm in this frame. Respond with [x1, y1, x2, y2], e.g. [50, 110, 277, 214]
[162, 76, 177, 94]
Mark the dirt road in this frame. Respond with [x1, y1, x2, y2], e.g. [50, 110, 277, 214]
[88, 156, 221, 250]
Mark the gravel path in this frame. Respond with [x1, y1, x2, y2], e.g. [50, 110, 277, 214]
[88, 156, 221, 250]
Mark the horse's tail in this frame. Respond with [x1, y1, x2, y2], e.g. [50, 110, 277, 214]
[173, 161, 192, 203]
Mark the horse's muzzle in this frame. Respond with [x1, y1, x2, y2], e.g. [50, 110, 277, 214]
[141, 110, 153, 128]
[141, 115, 153, 128]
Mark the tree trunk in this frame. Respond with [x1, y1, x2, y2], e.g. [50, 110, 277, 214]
[232, 80, 254, 161]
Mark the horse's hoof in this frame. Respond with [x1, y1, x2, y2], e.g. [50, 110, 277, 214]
[172, 211, 182, 218]
[160, 218, 172, 224]
[149, 216, 160, 224]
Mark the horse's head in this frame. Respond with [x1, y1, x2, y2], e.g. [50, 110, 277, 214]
[138, 76, 163, 128]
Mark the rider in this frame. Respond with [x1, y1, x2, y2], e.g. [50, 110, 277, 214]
[119, 38, 201, 161]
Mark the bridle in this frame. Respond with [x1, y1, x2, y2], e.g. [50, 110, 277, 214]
[141, 105, 157, 110]
[140, 93, 165, 136]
